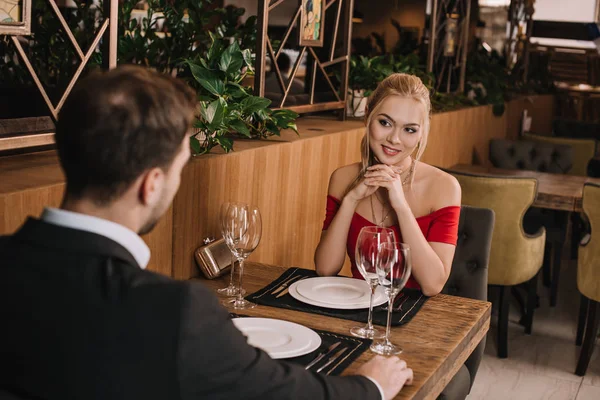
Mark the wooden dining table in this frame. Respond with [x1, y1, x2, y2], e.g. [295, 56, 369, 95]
[450, 164, 600, 212]
[199, 263, 491, 400]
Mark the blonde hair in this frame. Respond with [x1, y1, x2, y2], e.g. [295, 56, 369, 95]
[346, 73, 431, 195]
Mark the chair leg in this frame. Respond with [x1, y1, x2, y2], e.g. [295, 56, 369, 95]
[542, 243, 552, 288]
[576, 300, 599, 376]
[497, 286, 510, 358]
[550, 241, 563, 307]
[525, 273, 538, 334]
[570, 213, 581, 260]
[576, 294, 589, 346]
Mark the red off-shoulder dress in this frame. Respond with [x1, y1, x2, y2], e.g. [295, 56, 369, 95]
[322, 195, 460, 289]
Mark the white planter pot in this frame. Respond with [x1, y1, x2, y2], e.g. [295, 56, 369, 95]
[346, 89, 368, 118]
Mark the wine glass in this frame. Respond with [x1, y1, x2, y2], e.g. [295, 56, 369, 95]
[222, 204, 262, 310]
[370, 242, 412, 355]
[350, 226, 396, 339]
[216, 202, 243, 297]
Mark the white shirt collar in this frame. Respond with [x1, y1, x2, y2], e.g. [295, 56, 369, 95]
[41, 208, 150, 269]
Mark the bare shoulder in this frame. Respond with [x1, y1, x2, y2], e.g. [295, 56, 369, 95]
[328, 162, 361, 199]
[417, 162, 461, 209]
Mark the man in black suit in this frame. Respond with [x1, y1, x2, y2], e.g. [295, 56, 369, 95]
[0, 66, 413, 400]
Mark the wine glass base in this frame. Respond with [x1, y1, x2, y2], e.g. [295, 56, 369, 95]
[350, 326, 385, 339]
[370, 341, 403, 355]
[223, 298, 257, 310]
[216, 286, 246, 297]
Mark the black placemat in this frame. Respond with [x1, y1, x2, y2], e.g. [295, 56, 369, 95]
[230, 313, 371, 376]
[246, 268, 428, 326]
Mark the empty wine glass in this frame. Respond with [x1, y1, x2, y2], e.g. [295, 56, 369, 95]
[222, 204, 262, 310]
[217, 202, 243, 297]
[350, 226, 396, 339]
[370, 242, 412, 355]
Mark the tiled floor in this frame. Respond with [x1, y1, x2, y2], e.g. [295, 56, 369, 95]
[467, 256, 600, 400]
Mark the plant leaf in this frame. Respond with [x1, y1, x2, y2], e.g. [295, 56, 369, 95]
[242, 49, 254, 71]
[204, 99, 225, 129]
[241, 96, 272, 114]
[190, 135, 202, 154]
[229, 119, 251, 137]
[186, 61, 224, 96]
[216, 136, 234, 152]
[220, 42, 244, 74]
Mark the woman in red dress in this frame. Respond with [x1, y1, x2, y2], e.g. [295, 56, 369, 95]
[314, 73, 461, 296]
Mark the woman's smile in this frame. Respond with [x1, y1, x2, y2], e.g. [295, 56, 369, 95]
[381, 144, 401, 156]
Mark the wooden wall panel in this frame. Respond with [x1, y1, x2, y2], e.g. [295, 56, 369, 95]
[171, 119, 365, 280]
[0, 152, 174, 276]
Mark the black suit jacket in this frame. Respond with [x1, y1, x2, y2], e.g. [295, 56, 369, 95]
[0, 219, 379, 400]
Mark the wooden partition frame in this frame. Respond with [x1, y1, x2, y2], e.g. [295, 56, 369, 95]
[427, 0, 471, 93]
[254, 0, 353, 115]
[0, 0, 118, 152]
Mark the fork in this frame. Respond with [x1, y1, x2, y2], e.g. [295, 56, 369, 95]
[275, 276, 309, 298]
[271, 275, 303, 296]
[394, 294, 409, 312]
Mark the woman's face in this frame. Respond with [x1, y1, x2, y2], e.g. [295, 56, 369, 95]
[368, 95, 425, 166]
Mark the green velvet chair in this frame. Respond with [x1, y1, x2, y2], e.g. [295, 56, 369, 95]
[449, 170, 546, 358]
[575, 183, 600, 376]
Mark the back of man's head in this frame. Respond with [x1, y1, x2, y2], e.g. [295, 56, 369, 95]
[55, 65, 196, 205]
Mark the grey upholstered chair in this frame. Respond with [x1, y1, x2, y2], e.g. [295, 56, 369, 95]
[438, 206, 495, 400]
[489, 138, 572, 307]
[489, 138, 572, 174]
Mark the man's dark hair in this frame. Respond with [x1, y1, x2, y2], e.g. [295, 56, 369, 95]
[277, 53, 291, 73]
[55, 65, 197, 205]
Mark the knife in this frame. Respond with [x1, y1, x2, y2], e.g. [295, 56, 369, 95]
[304, 341, 342, 370]
[316, 347, 347, 374]
[271, 275, 302, 295]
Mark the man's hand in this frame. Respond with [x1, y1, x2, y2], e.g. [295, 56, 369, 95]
[357, 355, 414, 400]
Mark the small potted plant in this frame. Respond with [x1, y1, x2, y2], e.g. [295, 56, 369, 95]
[346, 55, 392, 118]
[184, 35, 298, 154]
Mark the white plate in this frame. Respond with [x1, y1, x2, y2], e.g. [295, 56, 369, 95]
[232, 317, 321, 359]
[289, 278, 388, 310]
[296, 277, 373, 305]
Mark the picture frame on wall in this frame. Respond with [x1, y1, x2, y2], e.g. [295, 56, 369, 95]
[0, 0, 31, 35]
[299, 0, 325, 47]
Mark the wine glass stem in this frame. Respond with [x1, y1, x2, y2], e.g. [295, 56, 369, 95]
[228, 254, 236, 288]
[385, 294, 394, 346]
[236, 258, 245, 303]
[366, 284, 376, 330]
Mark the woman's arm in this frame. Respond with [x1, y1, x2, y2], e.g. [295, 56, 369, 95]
[314, 166, 377, 276]
[365, 166, 461, 296]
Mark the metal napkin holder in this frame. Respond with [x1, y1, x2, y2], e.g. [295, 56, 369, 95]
[195, 237, 233, 279]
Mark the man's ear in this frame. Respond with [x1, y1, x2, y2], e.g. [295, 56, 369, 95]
[138, 167, 164, 206]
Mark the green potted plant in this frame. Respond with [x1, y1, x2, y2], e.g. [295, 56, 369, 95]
[184, 35, 298, 154]
[346, 55, 392, 118]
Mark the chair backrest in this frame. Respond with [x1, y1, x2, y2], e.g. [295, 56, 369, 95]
[489, 138, 572, 174]
[553, 119, 600, 142]
[522, 132, 596, 176]
[448, 170, 546, 286]
[578, 183, 600, 302]
[443, 205, 494, 389]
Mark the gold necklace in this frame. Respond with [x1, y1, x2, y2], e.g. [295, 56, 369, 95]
[401, 158, 416, 186]
[370, 194, 390, 227]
